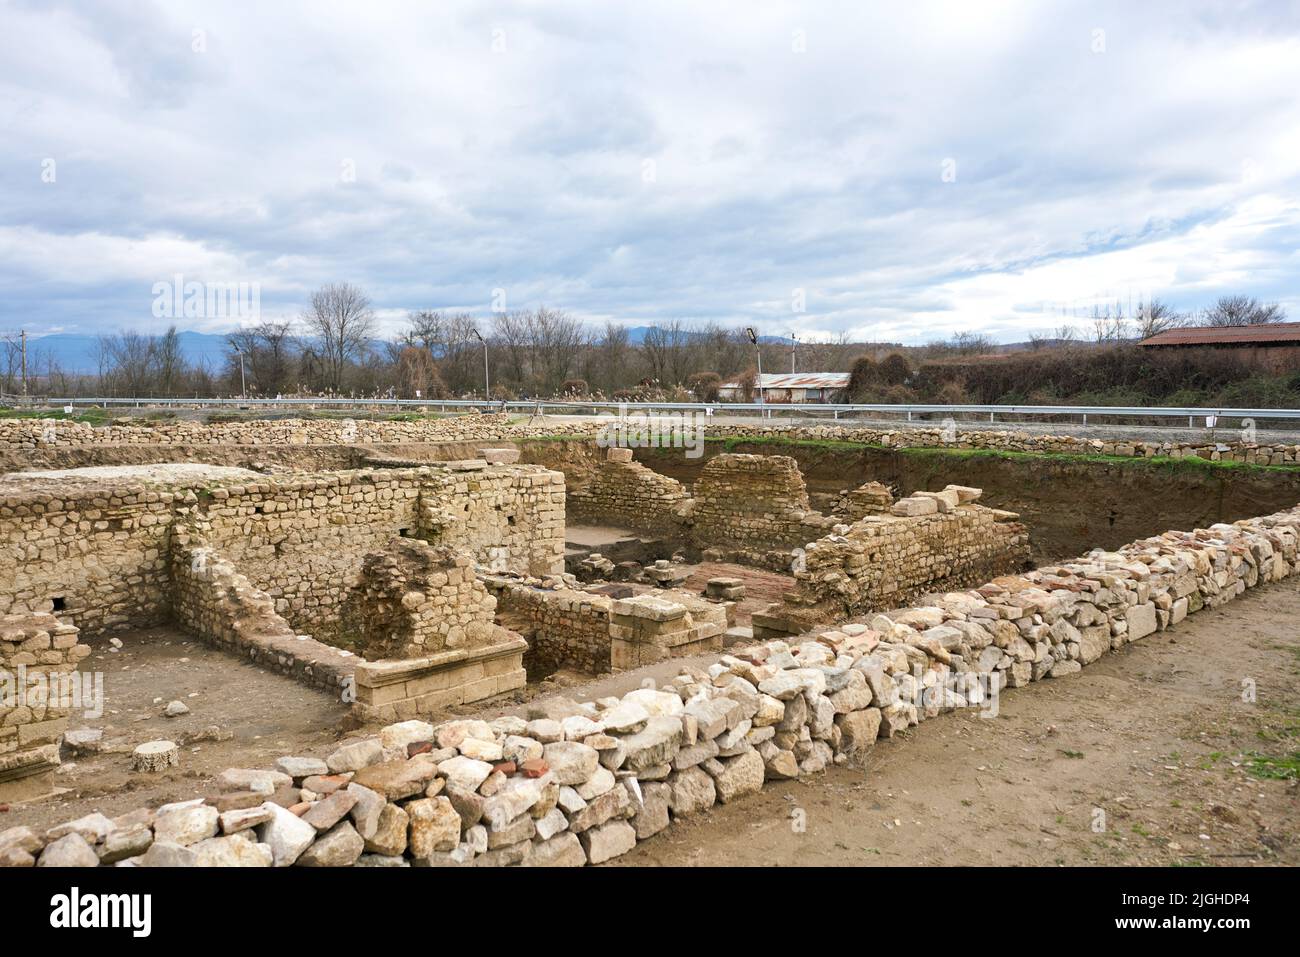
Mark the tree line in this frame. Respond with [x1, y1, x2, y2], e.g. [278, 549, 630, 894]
[3, 287, 1289, 401]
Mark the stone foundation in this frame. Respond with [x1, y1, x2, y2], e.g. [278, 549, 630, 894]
[609, 592, 727, 671]
[351, 636, 527, 723]
[486, 578, 613, 675]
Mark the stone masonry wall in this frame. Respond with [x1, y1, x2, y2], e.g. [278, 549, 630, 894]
[16, 413, 1300, 466]
[485, 578, 613, 675]
[348, 539, 510, 661]
[169, 538, 357, 696]
[609, 591, 728, 672]
[0, 484, 179, 636]
[690, 453, 837, 566]
[0, 464, 564, 641]
[567, 447, 689, 532]
[0, 413, 532, 449]
[10, 502, 1297, 866]
[754, 487, 1030, 638]
[0, 613, 90, 782]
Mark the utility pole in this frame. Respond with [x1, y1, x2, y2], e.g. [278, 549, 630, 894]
[746, 326, 763, 416]
[790, 331, 796, 374]
[470, 328, 489, 401]
[21, 329, 28, 399]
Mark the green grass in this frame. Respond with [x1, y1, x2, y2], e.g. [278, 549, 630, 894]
[710, 434, 881, 453]
[1244, 750, 1300, 781]
[514, 430, 1300, 477]
[896, 445, 1300, 475]
[0, 406, 111, 424]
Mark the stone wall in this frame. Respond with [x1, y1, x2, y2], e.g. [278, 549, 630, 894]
[702, 422, 1300, 465]
[12, 499, 1300, 867]
[0, 463, 565, 641]
[0, 413, 537, 449]
[0, 613, 90, 782]
[351, 634, 528, 724]
[169, 539, 356, 696]
[195, 465, 563, 635]
[831, 480, 894, 520]
[753, 487, 1031, 638]
[567, 447, 689, 532]
[171, 533, 526, 717]
[485, 578, 613, 675]
[690, 453, 837, 566]
[609, 592, 727, 671]
[347, 539, 505, 661]
[15, 413, 1300, 466]
[0, 484, 179, 636]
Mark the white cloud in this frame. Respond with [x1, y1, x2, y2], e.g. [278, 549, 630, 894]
[2, 0, 1299, 341]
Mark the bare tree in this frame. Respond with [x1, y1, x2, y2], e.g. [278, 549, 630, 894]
[1200, 295, 1286, 327]
[154, 326, 187, 396]
[100, 331, 157, 395]
[303, 283, 375, 391]
[1134, 298, 1186, 340]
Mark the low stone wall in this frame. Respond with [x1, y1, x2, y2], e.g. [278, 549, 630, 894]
[690, 453, 837, 567]
[609, 592, 727, 671]
[486, 578, 613, 675]
[0, 613, 90, 782]
[170, 539, 356, 697]
[754, 490, 1030, 638]
[6, 503, 1299, 866]
[13, 413, 1300, 466]
[351, 637, 528, 724]
[0, 413, 538, 449]
[567, 448, 689, 532]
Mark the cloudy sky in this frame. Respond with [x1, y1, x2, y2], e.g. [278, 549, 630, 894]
[3, 0, 1299, 344]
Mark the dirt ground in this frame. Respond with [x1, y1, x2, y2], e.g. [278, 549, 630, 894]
[677, 561, 794, 627]
[614, 575, 1300, 867]
[0, 627, 348, 828]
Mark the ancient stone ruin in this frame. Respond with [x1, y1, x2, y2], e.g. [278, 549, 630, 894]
[2, 413, 1294, 868]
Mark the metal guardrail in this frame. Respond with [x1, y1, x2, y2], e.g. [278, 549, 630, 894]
[13, 395, 1300, 426]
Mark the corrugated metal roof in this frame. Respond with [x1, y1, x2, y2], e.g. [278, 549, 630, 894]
[720, 373, 850, 389]
[1139, 322, 1300, 346]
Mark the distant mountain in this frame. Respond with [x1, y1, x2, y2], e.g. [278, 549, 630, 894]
[27, 331, 231, 374]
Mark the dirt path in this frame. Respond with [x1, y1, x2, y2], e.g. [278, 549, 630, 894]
[614, 576, 1300, 867]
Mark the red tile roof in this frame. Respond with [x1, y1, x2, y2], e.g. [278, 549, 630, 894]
[1139, 322, 1300, 346]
